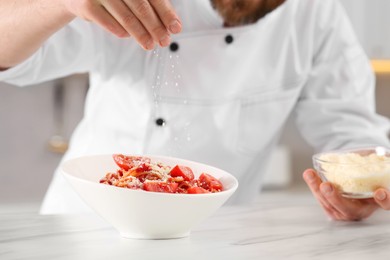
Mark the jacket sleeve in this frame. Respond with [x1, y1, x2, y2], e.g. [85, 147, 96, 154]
[0, 19, 104, 86]
[293, 0, 390, 152]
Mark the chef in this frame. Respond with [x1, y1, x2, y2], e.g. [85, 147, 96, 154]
[1, 0, 390, 220]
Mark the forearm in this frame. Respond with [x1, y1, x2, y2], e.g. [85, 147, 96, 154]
[0, 0, 75, 69]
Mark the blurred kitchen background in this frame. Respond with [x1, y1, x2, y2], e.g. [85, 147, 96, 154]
[1, 0, 390, 204]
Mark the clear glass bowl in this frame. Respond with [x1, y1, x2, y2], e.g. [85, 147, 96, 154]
[313, 146, 390, 199]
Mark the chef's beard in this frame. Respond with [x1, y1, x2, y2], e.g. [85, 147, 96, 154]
[210, 0, 286, 27]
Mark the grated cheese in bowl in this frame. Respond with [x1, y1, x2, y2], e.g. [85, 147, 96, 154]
[313, 147, 390, 198]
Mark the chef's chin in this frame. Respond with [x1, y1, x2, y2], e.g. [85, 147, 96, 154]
[210, 0, 286, 27]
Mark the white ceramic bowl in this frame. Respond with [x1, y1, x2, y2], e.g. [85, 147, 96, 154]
[313, 146, 390, 199]
[61, 154, 238, 239]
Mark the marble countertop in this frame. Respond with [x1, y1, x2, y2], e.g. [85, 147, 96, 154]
[1, 190, 390, 260]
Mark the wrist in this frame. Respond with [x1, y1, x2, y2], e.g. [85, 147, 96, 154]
[33, 0, 77, 34]
[57, 0, 77, 21]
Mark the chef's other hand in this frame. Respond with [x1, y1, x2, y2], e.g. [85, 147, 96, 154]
[61, 0, 182, 50]
[303, 169, 390, 221]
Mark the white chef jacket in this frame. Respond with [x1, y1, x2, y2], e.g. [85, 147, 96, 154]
[1, 0, 389, 214]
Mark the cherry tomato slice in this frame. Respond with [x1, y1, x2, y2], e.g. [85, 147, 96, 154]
[143, 182, 179, 193]
[113, 154, 150, 171]
[198, 173, 223, 192]
[187, 187, 210, 194]
[169, 165, 195, 181]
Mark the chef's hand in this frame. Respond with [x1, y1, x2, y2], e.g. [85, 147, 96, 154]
[61, 0, 182, 50]
[303, 169, 390, 221]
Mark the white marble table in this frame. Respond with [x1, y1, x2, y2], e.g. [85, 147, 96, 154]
[1, 190, 390, 260]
